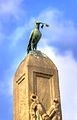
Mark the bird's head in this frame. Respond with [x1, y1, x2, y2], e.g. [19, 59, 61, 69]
[35, 21, 41, 29]
[35, 21, 49, 29]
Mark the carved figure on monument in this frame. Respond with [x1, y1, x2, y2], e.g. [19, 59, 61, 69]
[30, 94, 61, 120]
[46, 98, 61, 120]
[41, 98, 61, 120]
[27, 21, 49, 54]
[30, 94, 46, 120]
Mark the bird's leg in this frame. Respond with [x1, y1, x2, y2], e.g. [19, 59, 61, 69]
[35, 44, 37, 50]
[31, 41, 34, 51]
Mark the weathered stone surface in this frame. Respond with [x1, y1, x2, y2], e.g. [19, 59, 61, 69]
[13, 50, 62, 120]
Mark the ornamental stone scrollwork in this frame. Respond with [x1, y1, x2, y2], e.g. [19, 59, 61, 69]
[30, 94, 61, 120]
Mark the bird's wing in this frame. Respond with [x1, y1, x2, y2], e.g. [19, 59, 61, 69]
[28, 30, 34, 45]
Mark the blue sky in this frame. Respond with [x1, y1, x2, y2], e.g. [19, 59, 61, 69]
[0, 0, 77, 120]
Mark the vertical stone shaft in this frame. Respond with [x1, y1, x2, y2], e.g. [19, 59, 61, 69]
[13, 51, 62, 120]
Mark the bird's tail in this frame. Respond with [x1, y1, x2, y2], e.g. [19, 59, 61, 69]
[27, 44, 31, 54]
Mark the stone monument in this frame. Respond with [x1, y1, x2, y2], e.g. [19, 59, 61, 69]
[13, 21, 62, 120]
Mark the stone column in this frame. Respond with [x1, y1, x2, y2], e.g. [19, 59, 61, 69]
[13, 51, 62, 120]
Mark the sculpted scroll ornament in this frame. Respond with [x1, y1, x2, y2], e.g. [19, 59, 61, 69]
[30, 94, 61, 120]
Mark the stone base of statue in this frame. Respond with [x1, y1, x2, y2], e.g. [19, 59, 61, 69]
[13, 50, 62, 120]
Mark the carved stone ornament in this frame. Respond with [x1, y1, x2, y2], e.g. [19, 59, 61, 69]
[30, 94, 61, 120]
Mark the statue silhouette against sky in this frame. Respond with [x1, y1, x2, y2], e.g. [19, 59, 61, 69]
[27, 21, 49, 54]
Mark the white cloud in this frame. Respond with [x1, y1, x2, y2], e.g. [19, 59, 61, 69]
[37, 9, 77, 47]
[0, 0, 24, 19]
[9, 25, 26, 47]
[9, 17, 36, 48]
[0, 21, 6, 45]
[9, 8, 77, 51]
[39, 45, 77, 120]
[0, 52, 26, 96]
[0, 65, 14, 96]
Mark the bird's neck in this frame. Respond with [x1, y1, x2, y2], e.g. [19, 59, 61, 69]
[35, 25, 40, 30]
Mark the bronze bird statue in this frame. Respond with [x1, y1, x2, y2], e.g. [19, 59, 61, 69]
[27, 21, 49, 54]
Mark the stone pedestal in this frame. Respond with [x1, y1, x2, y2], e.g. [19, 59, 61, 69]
[13, 51, 62, 120]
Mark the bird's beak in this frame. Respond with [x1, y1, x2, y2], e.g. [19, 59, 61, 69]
[41, 23, 49, 27]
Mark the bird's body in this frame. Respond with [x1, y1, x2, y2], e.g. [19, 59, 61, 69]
[31, 28, 42, 47]
[27, 28, 42, 53]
